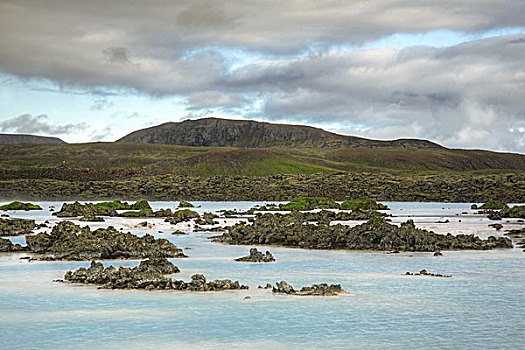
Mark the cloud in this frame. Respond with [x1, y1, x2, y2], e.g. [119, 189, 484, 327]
[103, 47, 130, 64]
[0, 114, 87, 135]
[0, 1, 524, 152]
[90, 98, 114, 111]
[89, 126, 113, 141]
[187, 91, 247, 109]
[1, 0, 524, 92]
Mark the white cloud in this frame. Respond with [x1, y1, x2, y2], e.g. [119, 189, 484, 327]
[0, 114, 86, 135]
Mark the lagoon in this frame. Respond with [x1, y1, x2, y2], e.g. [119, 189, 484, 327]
[1, 201, 524, 349]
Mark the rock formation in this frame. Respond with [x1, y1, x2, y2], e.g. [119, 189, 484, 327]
[25, 221, 186, 260]
[272, 281, 347, 296]
[212, 213, 512, 252]
[64, 258, 248, 291]
[235, 248, 275, 262]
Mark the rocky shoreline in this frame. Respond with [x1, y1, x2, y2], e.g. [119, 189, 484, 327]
[212, 213, 513, 252]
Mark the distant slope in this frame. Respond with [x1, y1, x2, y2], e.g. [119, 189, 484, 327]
[0, 133, 65, 145]
[0, 143, 524, 178]
[117, 117, 442, 149]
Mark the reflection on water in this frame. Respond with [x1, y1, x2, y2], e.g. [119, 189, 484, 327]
[1, 201, 524, 350]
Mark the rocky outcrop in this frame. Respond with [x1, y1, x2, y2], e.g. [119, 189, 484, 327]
[504, 228, 525, 238]
[258, 197, 388, 211]
[25, 221, 186, 260]
[272, 281, 347, 296]
[0, 201, 42, 211]
[0, 237, 27, 252]
[54, 201, 117, 217]
[195, 212, 219, 225]
[64, 258, 248, 291]
[212, 213, 513, 252]
[0, 218, 36, 236]
[235, 248, 275, 262]
[499, 206, 525, 219]
[165, 209, 200, 224]
[405, 269, 452, 278]
[79, 216, 105, 222]
[117, 117, 442, 149]
[53, 200, 152, 217]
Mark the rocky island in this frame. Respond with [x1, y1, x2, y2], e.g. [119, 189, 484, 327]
[273, 281, 348, 296]
[0, 218, 36, 236]
[212, 213, 512, 252]
[64, 258, 248, 291]
[25, 221, 186, 260]
[235, 248, 275, 262]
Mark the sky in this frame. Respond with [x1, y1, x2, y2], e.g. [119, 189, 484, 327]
[0, 0, 524, 153]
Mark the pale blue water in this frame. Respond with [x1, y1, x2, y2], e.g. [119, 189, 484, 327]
[1, 201, 524, 349]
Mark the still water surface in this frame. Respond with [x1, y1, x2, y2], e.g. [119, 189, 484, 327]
[0, 201, 524, 349]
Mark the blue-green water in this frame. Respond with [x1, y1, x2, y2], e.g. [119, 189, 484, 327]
[1, 202, 524, 349]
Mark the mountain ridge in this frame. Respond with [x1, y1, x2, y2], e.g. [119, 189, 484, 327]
[117, 117, 443, 149]
[0, 133, 66, 145]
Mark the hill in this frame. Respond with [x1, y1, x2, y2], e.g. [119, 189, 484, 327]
[0, 142, 524, 178]
[117, 118, 442, 149]
[0, 133, 65, 145]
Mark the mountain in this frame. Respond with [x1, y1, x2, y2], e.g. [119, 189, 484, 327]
[117, 118, 442, 149]
[0, 133, 66, 145]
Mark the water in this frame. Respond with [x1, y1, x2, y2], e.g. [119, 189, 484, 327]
[1, 201, 524, 349]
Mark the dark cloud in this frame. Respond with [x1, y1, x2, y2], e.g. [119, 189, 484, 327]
[103, 47, 130, 63]
[0, 1, 524, 152]
[0, 114, 87, 135]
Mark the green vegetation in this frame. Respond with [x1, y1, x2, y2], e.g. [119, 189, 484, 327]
[1, 173, 523, 203]
[172, 209, 199, 219]
[279, 197, 338, 210]
[0, 143, 524, 177]
[119, 209, 154, 217]
[178, 201, 195, 208]
[478, 201, 508, 209]
[499, 205, 525, 219]
[132, 200, 151, 210]
[340, 197, 389, 210]
[94, 200, 151, 210]
[0, 201, 42, 211]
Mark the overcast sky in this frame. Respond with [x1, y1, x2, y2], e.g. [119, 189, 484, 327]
[0, 1, 524, 153]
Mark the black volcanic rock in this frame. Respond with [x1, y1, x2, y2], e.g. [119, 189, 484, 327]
[0, 237, 27, 252]
[0, 133, 65, 144]
[272, 281, 347, 296]
[235, 248, 275, 262]
[64, 259, 248, 291]
[25, 221, 186, 260]
[0, 218, 36, 236]
[212, 213, 513, 252]
[117, 117, 442, 149]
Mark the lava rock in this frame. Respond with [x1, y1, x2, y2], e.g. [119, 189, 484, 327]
[0, 218, 36, 236]
[405, 269, 452, 278]
[64, 258, 248, 292]
[235, 248, 275, 262]
[25, 221, 186, 260]
[273, 281, 347, 296]
[212, 213, 513, 252]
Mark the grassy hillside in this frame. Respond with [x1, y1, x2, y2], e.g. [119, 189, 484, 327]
[0, 142, 524, 177]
